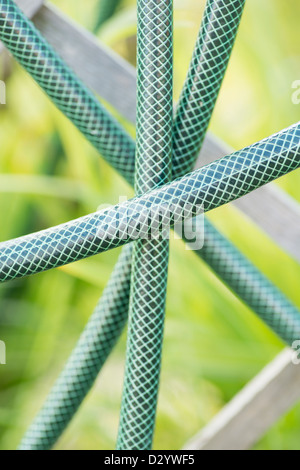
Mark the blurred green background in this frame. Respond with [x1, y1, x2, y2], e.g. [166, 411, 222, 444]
[0, 0, 299, 450]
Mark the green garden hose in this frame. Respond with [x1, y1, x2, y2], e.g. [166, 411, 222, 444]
[19, 244, 133, 451]
[173, 0, 245, 176]
[18, 215, 300, 450]
[1, 122, 300, 283]
[0, 0, 297, 451]
[0, 0, 245, 282]
[0, 0, 136, 185]
[18, 0, 254, 450]
[116, 0, 173, 450]
[0, 0, 245, 186]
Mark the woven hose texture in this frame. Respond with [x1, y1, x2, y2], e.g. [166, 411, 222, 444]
[0, 3, 298, 452]
[185, 219, 300, 345]
[0, 0, 136, 185]
[18, 0, 256, 451]
[19, 244, 133, 451]
[116, 0, 173, 450]
[0, 0, 248, 282]
[0, 0, 243, 181]
[0, 0, 245, 185]
[1, 122, 300, 283]
[19, 214, 300, 450]
[172, 0, 246, 176]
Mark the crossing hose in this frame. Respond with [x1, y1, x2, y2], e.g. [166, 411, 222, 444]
[1, 122, 300, 283]
[19, 214, 300, 450]
[19, 244, 133, 450]
[116, 0, 173, 450]
[1, 0, 297, 450]
[0, 0, 245, 184]
[18, 0, 256, 450]
[0, 0, 136, 185]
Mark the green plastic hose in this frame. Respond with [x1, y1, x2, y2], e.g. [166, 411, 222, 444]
[19, 0, 252, 450]
[1, 0, 297, 451]
[0, 0, 245, 186]
[19, 216, 300, 451]
[0, 0, 247, 283]
[116, 0, 173, 450]
[1, 122, 300, 282]
[19, 244, 133, 451]
[173, 0, 246, 176]
[0, 0, 136, 185]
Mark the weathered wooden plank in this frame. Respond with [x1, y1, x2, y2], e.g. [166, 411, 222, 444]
[14, 0, 43, 18]
[3, 2, 300, 263]
[183, 348, 300, 450]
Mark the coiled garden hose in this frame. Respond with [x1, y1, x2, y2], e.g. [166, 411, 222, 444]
[18, 0, 261, 450]
[0, 1, 296, 450]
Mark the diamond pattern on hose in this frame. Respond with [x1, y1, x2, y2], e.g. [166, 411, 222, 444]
[117, 0, 173, 450]
[0, 123, 299, 282]
[173, 0, 246, 177]
[18, 0, 250, 450]
[19, 244, 133, 450]
[184, 219, 300, 345]
[0, 0, 136, 185]
[0, 0, 298, 453]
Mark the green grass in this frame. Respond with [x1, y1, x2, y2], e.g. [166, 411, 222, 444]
[0, 0, 300, 450]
